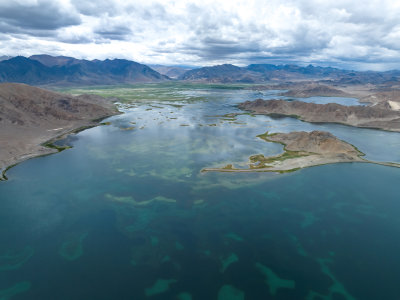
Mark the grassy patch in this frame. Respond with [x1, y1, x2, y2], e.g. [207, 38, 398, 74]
[277, 168, 302, 174]
[0, 164, 16, 181]
[42, 142, 72, 152]
[249, 131, 310, 168]
[119, 126, 135, 131]
[257, 132, 278, 140]
[166, 103, 184, 108]
[241, 112, 256, 117]
[267, 113, 301, 119]
[249, 151, 308, 169]
[57, 82, 250, 104]
[222, 164, 234, 170]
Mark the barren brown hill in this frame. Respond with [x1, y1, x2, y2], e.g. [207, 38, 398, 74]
[0, 83, 118, 179]
[239, 99, 400, 132]
[266, 131, 359, 155]
[361, 90, 400, 110]
[282, 83, 349, 97]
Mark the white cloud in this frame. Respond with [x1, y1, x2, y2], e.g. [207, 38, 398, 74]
[0, 0, 399, 70]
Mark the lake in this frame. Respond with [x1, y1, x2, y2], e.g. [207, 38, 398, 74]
[1, 83, 400, 299]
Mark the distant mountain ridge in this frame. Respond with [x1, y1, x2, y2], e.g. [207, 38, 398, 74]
[29, 54, 82, 67]
[179, 63, 400, 84]
[0, 55, 169, 86]
[1, 55, 400, 86]
[0, 56, 12, 62]
[149, 64, 192, 79]
[179, 64, 266, 83]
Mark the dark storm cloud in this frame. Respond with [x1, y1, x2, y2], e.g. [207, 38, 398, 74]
[0, 1, 80, 31]
[0, 21, 20, 34]
[0, 19, 59, 39]
[57, 35, 93, 44]
[178, 37, 261, 61]
[94, 25, 132, 41]
[180, 6, 331, 63]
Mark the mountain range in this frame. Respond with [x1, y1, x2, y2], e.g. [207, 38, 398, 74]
[149, 64, 192, 79]
[0, 55, 168, 86]
[179, 63, 400, 84]
[0, 55, 400, 86]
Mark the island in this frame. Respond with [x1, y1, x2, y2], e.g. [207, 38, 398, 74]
[202, 130, 400, 173]
[0, 83, 119, 180]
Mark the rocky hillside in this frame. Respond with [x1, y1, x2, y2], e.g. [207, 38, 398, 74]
[179, 64, 268, 83]
[239, 99, 400, 132]
[0, 83, 119, 176]
[0, 83, 115, 126]
[361, 90, 400, 110]
[266, 131, 360, 155]
[282, 83, 349, 97]
[179, 63, 400, 84]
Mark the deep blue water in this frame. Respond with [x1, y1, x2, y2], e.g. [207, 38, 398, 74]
[0, 86, 400, 299]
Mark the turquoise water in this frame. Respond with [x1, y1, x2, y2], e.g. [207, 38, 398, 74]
[0, 85, 400, 299]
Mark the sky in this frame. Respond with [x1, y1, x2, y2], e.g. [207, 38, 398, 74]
[0, 0, 400, 70]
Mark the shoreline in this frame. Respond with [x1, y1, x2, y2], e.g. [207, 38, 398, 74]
[202, 159, 400, 174]
[201, 131, 400, 174]
[220, 110, 400, 134]
[249, 112, 400, 133]
[0, 116, 117, 181]
[0, 83, 122, 181]
[238, 99, 400, 133]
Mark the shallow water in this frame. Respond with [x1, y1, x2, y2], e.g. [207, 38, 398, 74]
[1, 84, 400, 299]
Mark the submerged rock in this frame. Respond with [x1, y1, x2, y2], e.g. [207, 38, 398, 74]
[217, 285, 245, 300]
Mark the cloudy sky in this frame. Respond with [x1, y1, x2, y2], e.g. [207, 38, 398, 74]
[0, 0, 400, 70]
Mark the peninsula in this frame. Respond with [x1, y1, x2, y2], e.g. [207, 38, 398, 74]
[239, 99, 400, 132]
[202, 130, 400, 173]
[0, 83, 119, 180]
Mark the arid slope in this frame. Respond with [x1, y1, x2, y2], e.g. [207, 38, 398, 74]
[239, 99, 400, 132]
[0, 83, 118, 178]
[282, 83, 350, 97]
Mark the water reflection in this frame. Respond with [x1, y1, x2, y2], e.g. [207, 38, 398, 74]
[0, 85, 399, 299]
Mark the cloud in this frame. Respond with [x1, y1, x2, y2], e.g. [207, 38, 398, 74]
[70, 0, 119, 16]
[0, 0, 80, 31]
[0, 0, 400, 70]
[93, 18, 132, 41]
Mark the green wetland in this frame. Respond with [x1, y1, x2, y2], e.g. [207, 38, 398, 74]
[1, 83, 400, 299]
